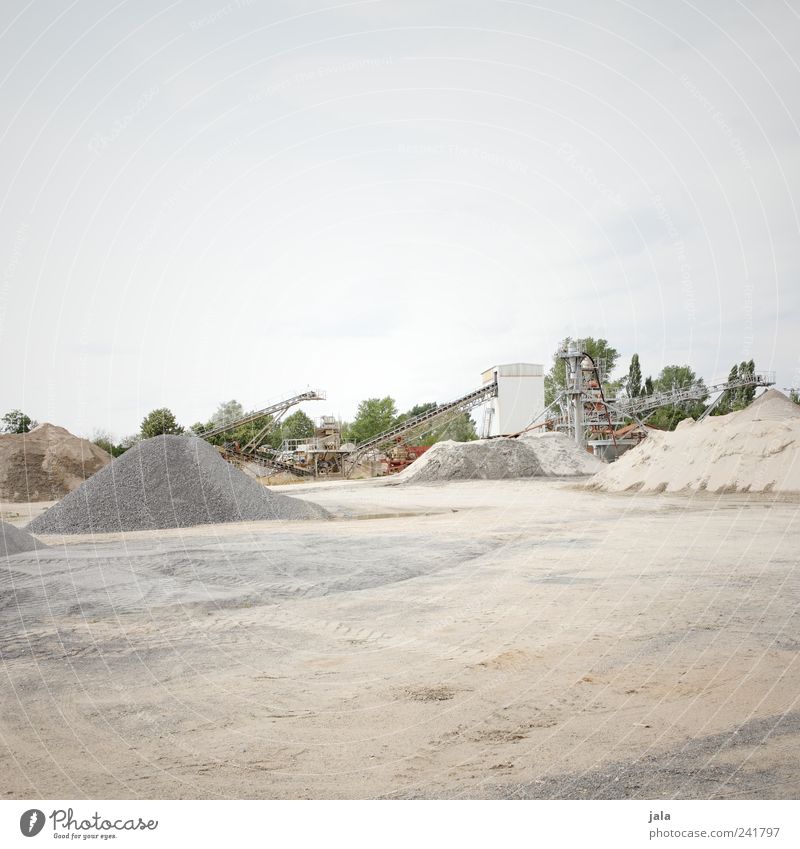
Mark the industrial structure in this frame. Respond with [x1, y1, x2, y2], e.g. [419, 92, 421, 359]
[341, 379, 499, 476]
[276, 416, 354, 476]
[524, 341, 776, 459]
[199, 389, 325, 477]
[480, 363, 545, 438]
[199, 390, 325, 444]
[198, 350, 776, 476]
[198, 383, 501, 478]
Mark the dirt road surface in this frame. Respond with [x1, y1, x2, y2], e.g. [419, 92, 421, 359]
[1, 479, 798, 799]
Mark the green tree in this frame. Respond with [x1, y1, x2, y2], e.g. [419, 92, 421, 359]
[2, 409, 37, 433]
[648, 365, 707, 429]
[193, 400, 276, 449]
[545, 337, 621, 405]
[738, 359, 756, 407]
[644, 376, 654, 395]
[713, 361, 758, 415]
[280, 410, 315, 441]
[393, 402, 478, 445]
[627, 353, 642, 397]
[654, 364, 700, 392]
[714, 364, 740, 415]
[91, 429, 125, 457]
[205, 412, 274, 449]
[398, 402, 438, 422]
[392, 403, 438, 435]
[422, 412, 478, 445]
[140, 407, 184, 438]
[346, 397, 398, 444]
[790, 389, 800, 405]
[210, 400, 244, 429]
[232, 415, 275, 449]
[118, 433, 142, 453]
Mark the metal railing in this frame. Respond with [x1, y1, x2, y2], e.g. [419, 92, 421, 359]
[197, 390, 325, 439]
[612, 372, 774, 417]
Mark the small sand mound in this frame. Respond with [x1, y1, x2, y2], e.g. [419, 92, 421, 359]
[733, 388, 800, 422]
[28, 435, 328, 534]
[588, 389, 800, 495]
[0, 423, 112, 503]
[1, 521, 48, 556]
[518, 431, 604, 475]
[396, 434, 602, 483]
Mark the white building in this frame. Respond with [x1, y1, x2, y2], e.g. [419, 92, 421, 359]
[480, 363, 545, 437]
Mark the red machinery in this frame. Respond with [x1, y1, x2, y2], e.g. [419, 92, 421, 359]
[381, 440, 429, 474]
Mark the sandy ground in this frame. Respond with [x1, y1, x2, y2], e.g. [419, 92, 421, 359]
[1, 500, 56, 526]
[1, 478, 798, 799]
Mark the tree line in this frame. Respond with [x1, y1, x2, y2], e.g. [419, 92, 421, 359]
[87, 403, 319, 457]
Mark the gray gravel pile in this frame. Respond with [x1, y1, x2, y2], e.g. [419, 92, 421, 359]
[518, 431, 604, 475]
[395, 434, 603, 484]
[1, 521, 48, 556]
[28, 435, 328, 534]
[395, 438, 544, 483]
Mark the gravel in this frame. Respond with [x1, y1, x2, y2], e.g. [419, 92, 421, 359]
[0, 521, 48, 556]
[394, 438, 541, 482]
[27, 435, 329, 534]
[395, 434, 602, 483]
[518, 431, 604, 475]
[491, 710, 800, 800]
[1, 530, 498, 624]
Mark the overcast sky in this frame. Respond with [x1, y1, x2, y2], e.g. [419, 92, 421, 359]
[1, 0, 798, 439]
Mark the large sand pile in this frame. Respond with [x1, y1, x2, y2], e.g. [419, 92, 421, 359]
[0, 423, 111, 502]
[588, 390, 800, 495]
[28, 435, 328, 534]
[396, 434, 602, 483]
[0, 521, 48, 556]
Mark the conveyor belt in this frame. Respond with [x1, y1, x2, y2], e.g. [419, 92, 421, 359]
[199, 390, 324, 440]
[344, 381, 498, 474]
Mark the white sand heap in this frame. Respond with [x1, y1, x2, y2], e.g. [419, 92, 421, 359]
[395, 433, 602, 483]
[0, 423, 112, 503]
[588, 389, 800, 495]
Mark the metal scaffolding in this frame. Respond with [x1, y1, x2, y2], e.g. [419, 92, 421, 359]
[525, 342, 775, 456]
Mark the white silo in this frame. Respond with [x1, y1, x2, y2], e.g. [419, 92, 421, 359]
[480, 363, 545, 437]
